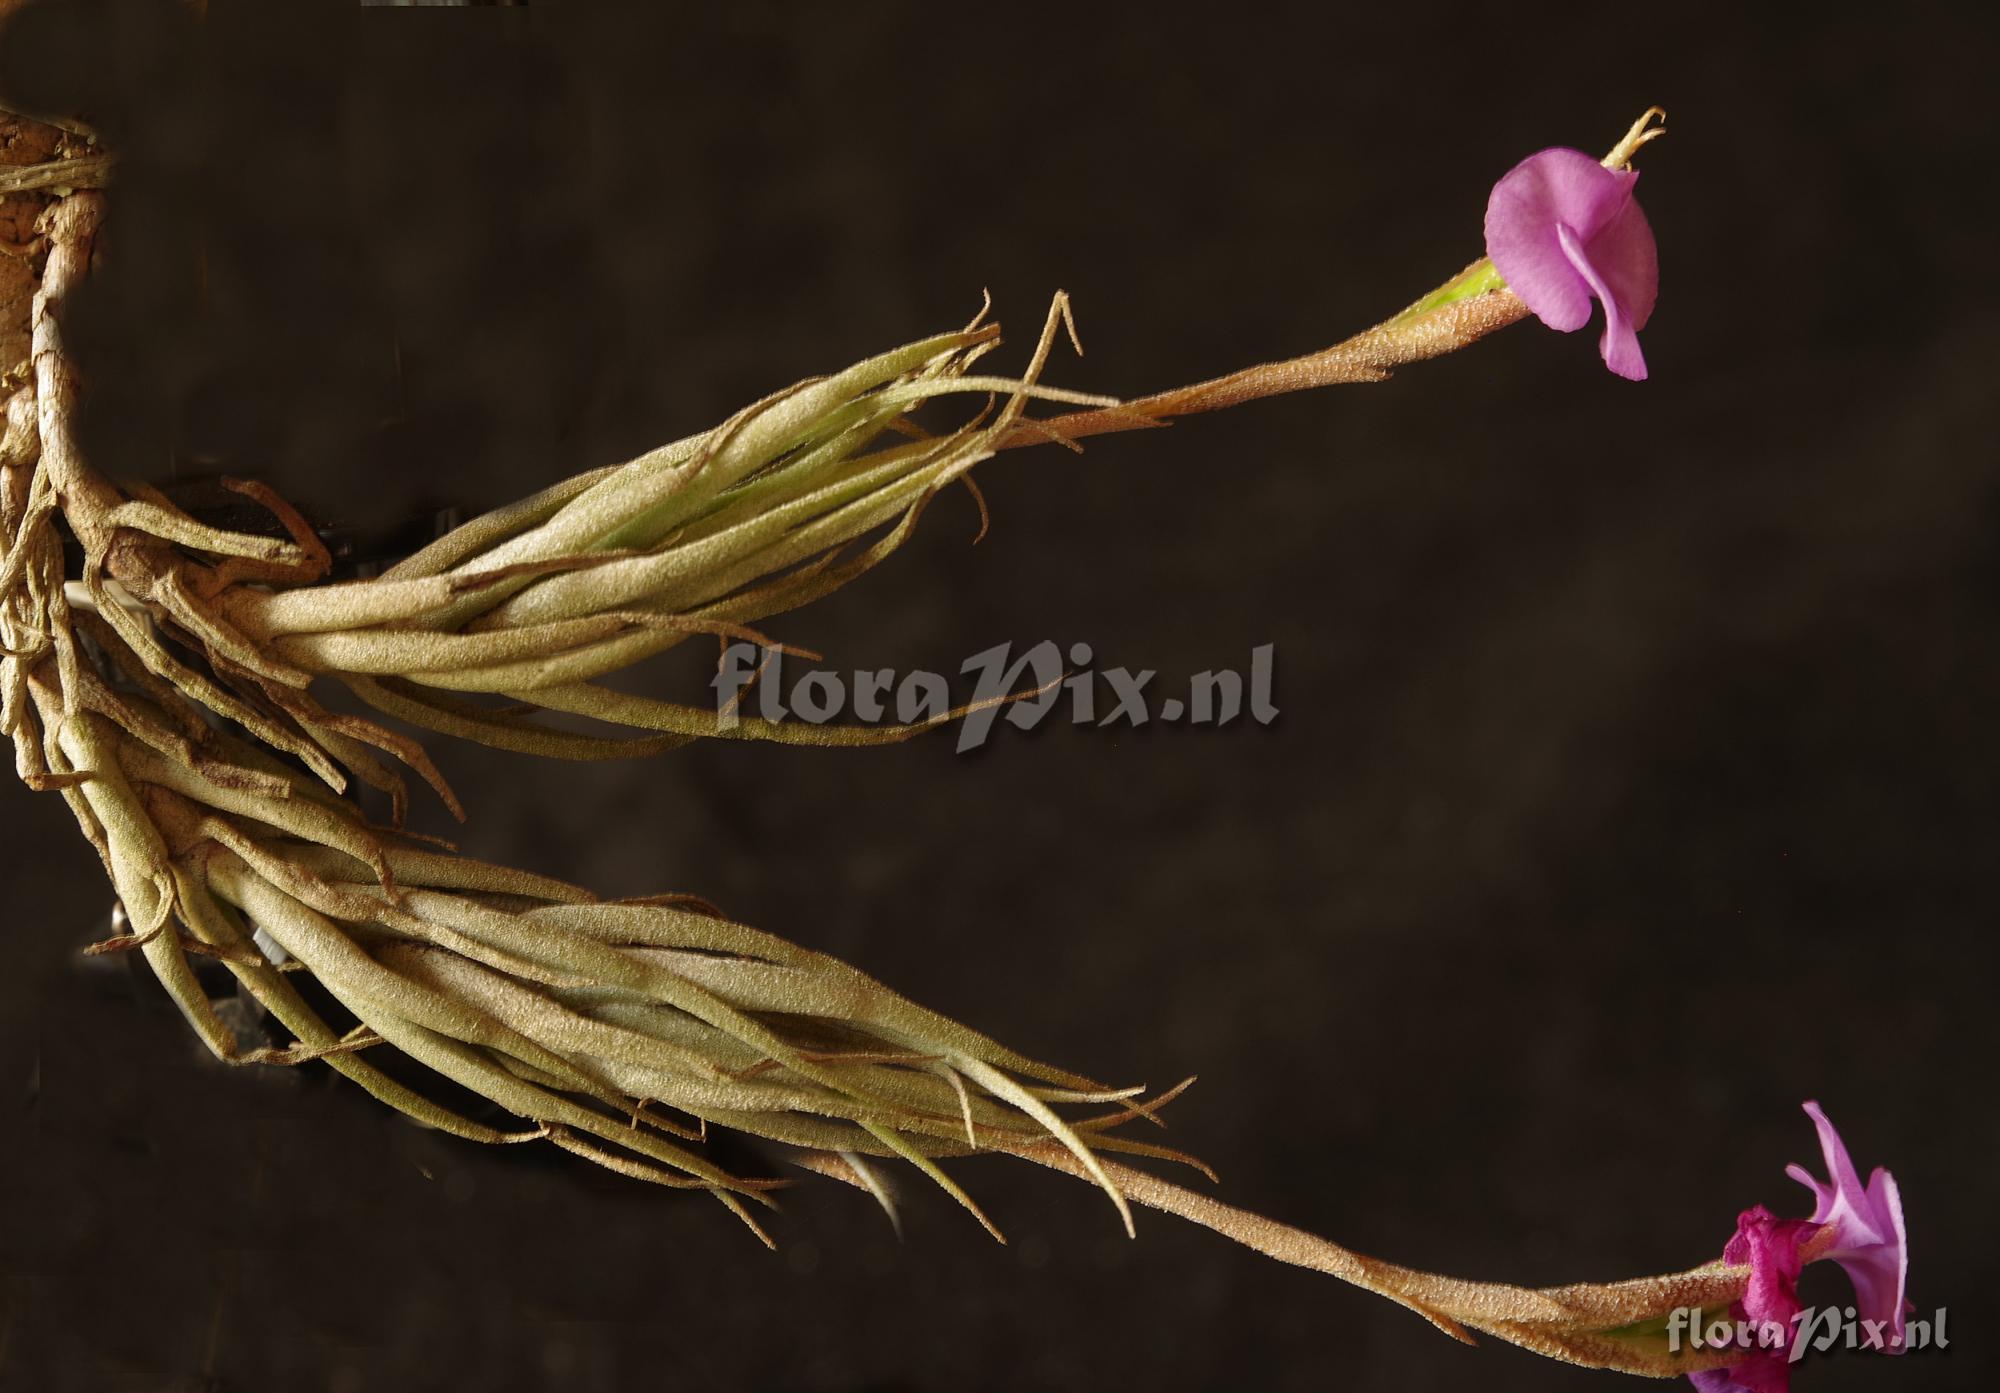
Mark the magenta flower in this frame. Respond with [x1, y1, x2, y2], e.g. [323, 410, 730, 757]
[1686, 1103, 1910, 1393]
[1483, 147, 1658, 381]
[1786, 1100, 1910, 1349]
[1688, 1206, 1817, 1393]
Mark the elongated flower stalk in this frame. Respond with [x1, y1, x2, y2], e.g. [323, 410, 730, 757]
[1, 102, 1912, 1386]
[101, 113, 1667, 761]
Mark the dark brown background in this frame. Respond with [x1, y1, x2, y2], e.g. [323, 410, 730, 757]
[0, 2, 1992, 1390]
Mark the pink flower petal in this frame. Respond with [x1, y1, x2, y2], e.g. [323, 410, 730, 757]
[1786, 1101, 1910, 1350]
[1483, 146, 1660, 378]
[1591, 190, 1660, 333]
[1691, 1360, 1790, 1393]
[1558, 223, 1647, 381]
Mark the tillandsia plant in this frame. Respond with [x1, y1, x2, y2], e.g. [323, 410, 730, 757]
[0, 95, 1913, 1390]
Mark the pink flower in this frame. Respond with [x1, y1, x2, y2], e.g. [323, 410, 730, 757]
[1686, 1104, 1910, 1393]
[1483, 147, 1659, 381]
[1787, 1100, 1910, 1350]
